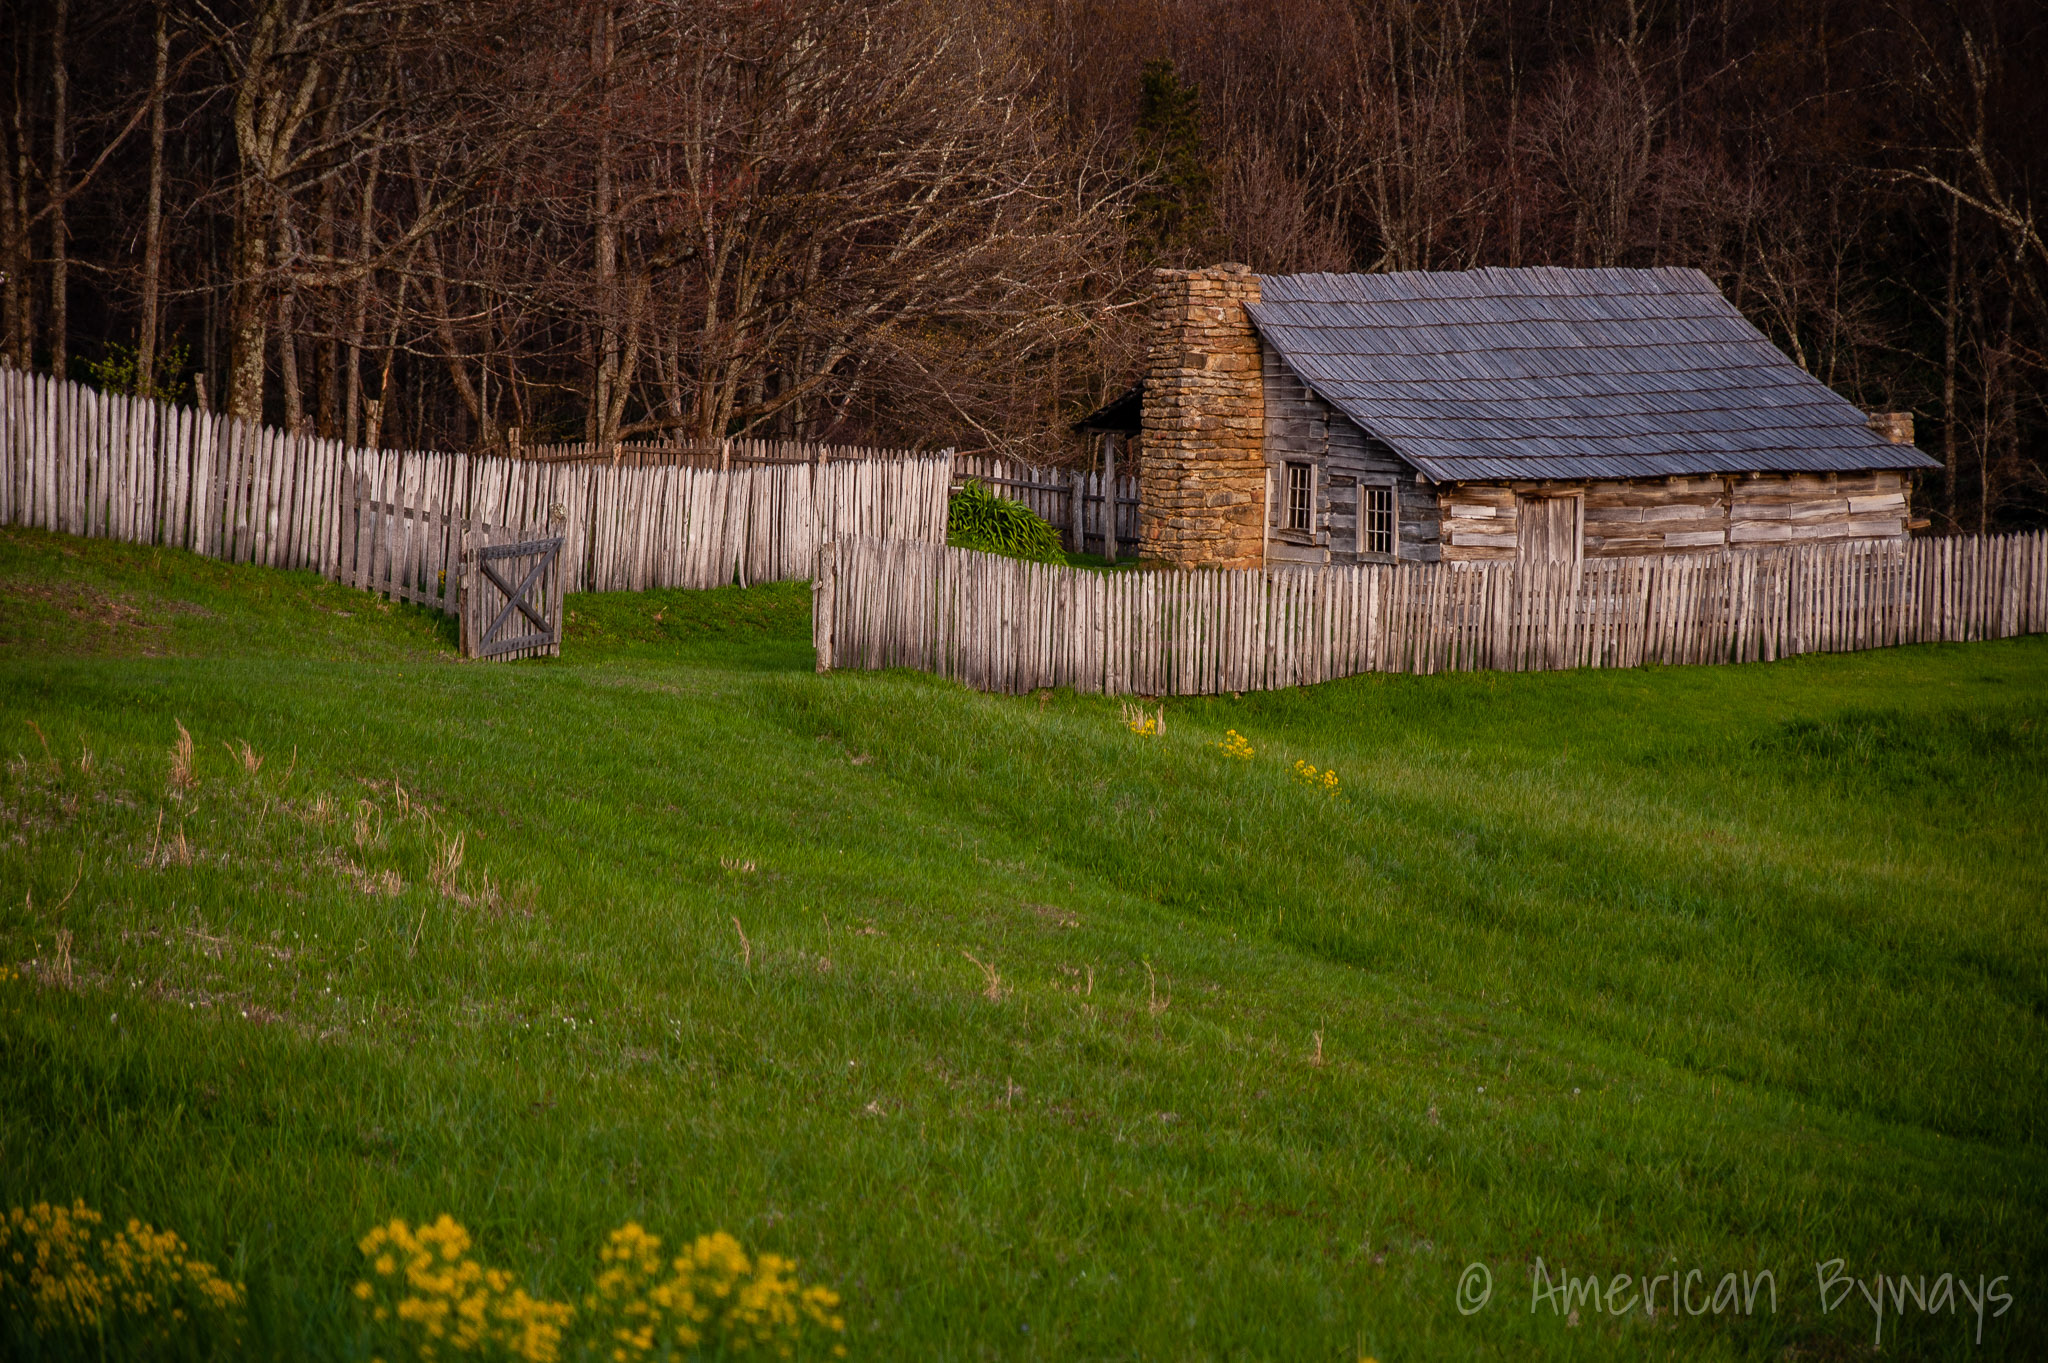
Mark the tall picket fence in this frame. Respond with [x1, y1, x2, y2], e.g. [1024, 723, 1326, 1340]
[0, 366, 949, 603]
[952, 452, 1138, 558]
[814, 534, 2048, 694]
[515, 435, 931, 467]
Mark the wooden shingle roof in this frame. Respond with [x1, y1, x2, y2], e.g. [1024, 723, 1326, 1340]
[1245, 267, 1938, 483]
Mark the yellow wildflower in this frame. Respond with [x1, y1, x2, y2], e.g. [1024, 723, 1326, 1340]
[0, 1199, 243, 1346]
[1293, 759, 1341, 794]
[352, 1216, 572, 1363]
[1120, 701, 1164, 736]
[582, 1223, 845, 1358]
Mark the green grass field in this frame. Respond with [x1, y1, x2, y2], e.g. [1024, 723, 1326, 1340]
[1, 525, 2044, 1360]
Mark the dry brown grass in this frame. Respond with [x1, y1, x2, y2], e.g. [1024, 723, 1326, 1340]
[961, 949, 1003, 1001]
[25, 718, 53, 768]
[168, 720, 195, 793]
[1118, 700, 1164, 736]
[430, 831, 466, 896]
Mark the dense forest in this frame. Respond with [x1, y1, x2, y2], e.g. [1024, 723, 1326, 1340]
[2, 0, 2042, 528]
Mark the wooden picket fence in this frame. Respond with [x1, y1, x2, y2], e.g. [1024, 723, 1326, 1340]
[0, 366, 950, 604]
[952, 452, 1138, 558]
[328, 446, 950, 605]
[514, 435, 931, 467]
[813, 533, 2048, 694]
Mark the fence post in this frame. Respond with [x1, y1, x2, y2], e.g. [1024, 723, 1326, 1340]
[1103, 436, 1118, 564]
[813, 541, 836, 672]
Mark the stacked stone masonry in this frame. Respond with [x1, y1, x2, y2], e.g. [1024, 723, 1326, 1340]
[1138, 265, 1267, 569]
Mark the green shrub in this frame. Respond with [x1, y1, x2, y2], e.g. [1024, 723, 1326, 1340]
[85, 338, 189, 403]
[946, 480, 1066, 563]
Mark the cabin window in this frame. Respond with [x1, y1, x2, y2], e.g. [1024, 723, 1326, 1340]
[1357, 483, 1395, 557]
[1284, 462, 1313, 532]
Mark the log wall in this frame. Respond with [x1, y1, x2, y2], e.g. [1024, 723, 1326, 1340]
[1248, 339, 1917, 566]
[1261, 350, 1440, 566]
[1439, 471, 1913, 561]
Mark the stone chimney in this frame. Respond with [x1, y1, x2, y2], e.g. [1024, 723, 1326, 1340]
[1866, 411, 1915, 445]
[1138, 264, 1266, 569]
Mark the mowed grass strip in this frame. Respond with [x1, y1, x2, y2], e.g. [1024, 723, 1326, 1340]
[0, 526, 2043, 1361]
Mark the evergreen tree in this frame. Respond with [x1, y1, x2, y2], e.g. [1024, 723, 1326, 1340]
[1131, 58, 1214, 261]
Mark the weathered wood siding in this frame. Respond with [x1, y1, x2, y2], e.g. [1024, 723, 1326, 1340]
[1729, 471, 1910, 547]
[1215, 341, 1913, 567]
[1438, 471, 1913, 561]
[1261, 347, 1441, 565]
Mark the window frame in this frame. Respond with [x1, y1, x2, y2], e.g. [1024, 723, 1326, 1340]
[1355, 478, 1397, 559]
[1284, 461, 1314, 534]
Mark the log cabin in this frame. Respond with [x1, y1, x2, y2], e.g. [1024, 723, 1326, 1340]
[1083, 263, 1938, 571]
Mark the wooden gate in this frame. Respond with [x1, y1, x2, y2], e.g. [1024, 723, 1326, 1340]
[462, 527, 566, 660]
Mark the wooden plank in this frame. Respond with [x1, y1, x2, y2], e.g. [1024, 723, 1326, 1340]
[106, 388, 128, 541]
[0, 367, 17, 526]
[163, 398, 185, 549]
[0, 367, 15, 526]
[130, 392, 152, 545]
[34, 371, 52, 530]
[54, 372, 72, 533]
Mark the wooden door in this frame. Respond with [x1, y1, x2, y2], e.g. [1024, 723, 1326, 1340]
[1516, 493, 1582, 564]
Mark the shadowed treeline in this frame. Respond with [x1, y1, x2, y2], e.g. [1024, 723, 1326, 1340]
[0, 0, 2041, 527]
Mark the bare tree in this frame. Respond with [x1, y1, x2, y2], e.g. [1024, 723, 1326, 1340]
[47, 0, 68, 377]
[135, 0, 170, 393]
[7, 0, 2041, 506]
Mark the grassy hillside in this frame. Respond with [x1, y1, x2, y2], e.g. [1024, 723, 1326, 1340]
[1, 525, 2043, 1360]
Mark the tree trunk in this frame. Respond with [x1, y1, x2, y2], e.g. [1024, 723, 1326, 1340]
[279, 289, 305, 432]
[343, 146, 380, 448]
[417, 217, 493, 446]
[0, 91, 19, 368]
[137, 0, 169, 393]
[1941, 187, 1958, 521]
[47, 0, 67, 379]
[316, 186, 337, 435]
[363, 270, 408, 448]
[226, 175, 271, 421]
[224, 0, 330, 422]
[591, 2, 620, 454]
[343, 277, 367, 447]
